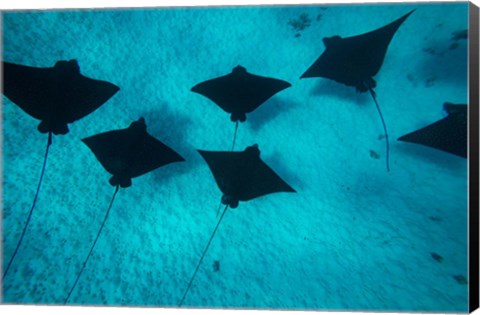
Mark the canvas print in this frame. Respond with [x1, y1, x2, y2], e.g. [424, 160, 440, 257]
[1, 1, 478, 312]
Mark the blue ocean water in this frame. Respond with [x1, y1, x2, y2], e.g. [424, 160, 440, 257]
[1, 2, 470, 311]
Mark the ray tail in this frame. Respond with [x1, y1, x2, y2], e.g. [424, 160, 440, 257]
[369, 89, 390, 172]
[178, 204, 229, 306]
[231, 121, 239, 151]
[3, 132, 53, 280]
[64, 185, 120, 304]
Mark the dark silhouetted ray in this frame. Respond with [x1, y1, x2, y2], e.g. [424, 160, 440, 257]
[300, 10, 414, 90]
[300, 10, 415, 171]
[3, 60, 119, 135]
[1, 60, 119, 281]
[198, 144, 296, 208]
[398, 103, 467, 158]
[191, 65, 291, 149]
[178, 144, 295, 306]
[82, 117, 185, 187]
[64, 117, 184, 304]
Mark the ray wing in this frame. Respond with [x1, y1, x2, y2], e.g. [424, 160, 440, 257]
[235, 157, 296, 201]
[3, 61, 59, 120]
[398, 104, 467, 158]
[82, 127, 134, 177]
[191, 66, 291, 117]
[62, 73, 119, 123]
[197, 150, 239, 196]
[127, 132, 185, 179]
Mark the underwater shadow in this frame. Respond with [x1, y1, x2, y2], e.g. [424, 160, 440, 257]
[139, 103, 199, 184]
[411, 38, 468, 89]
[396, 142, 467, 175]
[309, 80, 371, 106]
[247, 98, 299, 132]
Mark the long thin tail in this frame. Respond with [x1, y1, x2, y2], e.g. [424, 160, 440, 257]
[64, 185, 120, 304]
[3, 132, 53, 280]
[369, 89, 390, 172]
[215, 200, 223, 217]
[231, 121, 239, 151]
[178, 204, 229, 306]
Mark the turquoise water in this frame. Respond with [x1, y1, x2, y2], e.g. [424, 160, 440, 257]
[1, 2, 469, 311]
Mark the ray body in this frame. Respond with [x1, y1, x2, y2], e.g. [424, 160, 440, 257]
[198, 144, 296, 208]
[82, 117, 185, 187]
[1, 59, 118, 281]
[178, 145, 295, 306]
[191, 65, 291, 123]
[300, 10, 414, 91]
[3, 60, 119, 135]
[192, 65, 291, 150]
[300, 10, 415, 171]
[398, 103, 467, 158]
[65, 118, 184, 303]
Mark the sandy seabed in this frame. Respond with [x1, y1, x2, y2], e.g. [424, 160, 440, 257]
[1, 2, 470, 311]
